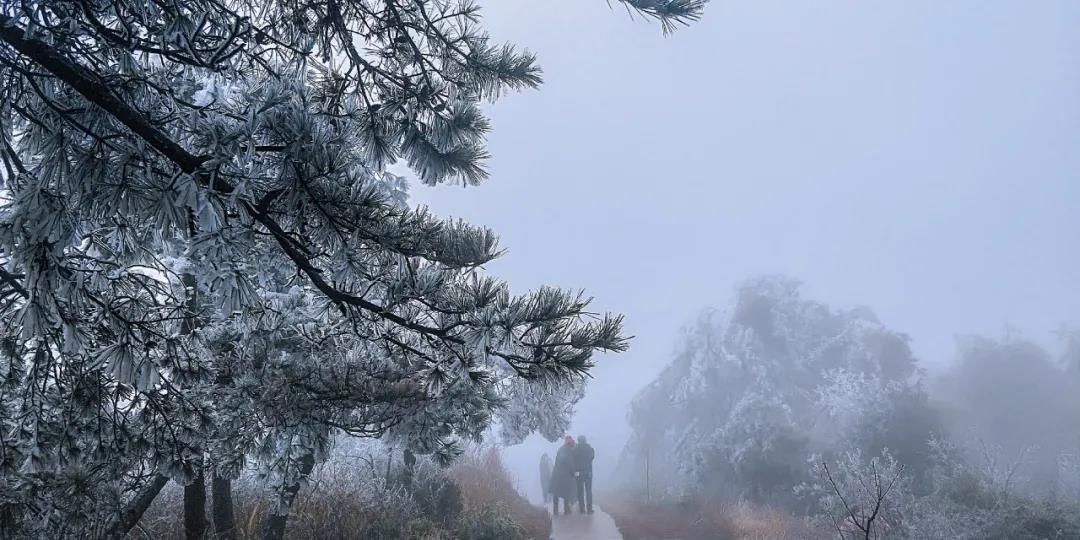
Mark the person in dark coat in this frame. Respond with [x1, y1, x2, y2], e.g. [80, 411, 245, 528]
[550, 436, 577, 515]
[539, 453, 553, 503]
[573, 435, 596, 514]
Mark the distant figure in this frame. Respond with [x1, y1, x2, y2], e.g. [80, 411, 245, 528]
[540, 453, 553, 503]
[551, 436, 577, 515]
[573, 435, 596, 514]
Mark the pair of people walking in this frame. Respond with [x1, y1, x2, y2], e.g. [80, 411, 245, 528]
[544, 435, 594, 515]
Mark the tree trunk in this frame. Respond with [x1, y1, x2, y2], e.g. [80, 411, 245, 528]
[180, 203, 208, 540]
[212, 474, 237, 540]
[184, 472, 208, 540]
[262, 453, 316, 540]
[403, 448, 416, 492]
[105, 474, 170, 539]
[385, 449, 393, 488]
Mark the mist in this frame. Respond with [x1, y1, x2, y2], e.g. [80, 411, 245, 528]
[400, 0, 1080, 509]
[3, 0, 1078, 538]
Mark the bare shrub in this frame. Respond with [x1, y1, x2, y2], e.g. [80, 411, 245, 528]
[802, 449, 907, 540]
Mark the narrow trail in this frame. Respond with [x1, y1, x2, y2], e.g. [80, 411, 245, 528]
[548, 508, 623, 540]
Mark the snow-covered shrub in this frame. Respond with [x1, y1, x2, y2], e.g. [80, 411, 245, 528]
[808, 439, 1080, 539]
[800, 449, 909, 540]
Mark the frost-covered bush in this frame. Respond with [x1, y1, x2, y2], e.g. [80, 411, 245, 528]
[800, 439, 1080, 540]
[900, 484, 1080, 540]
[455, 506, 527, 540]
[800, 449, 908, 540]
[408, 468, 464, 527]
[912, 437, 1080, 540]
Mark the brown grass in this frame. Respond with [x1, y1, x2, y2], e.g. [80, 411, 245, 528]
[130, 447, 550, 539]
[604, 496, 816, 540]
[450, 447, 552, 540]
[722, 502, 817, 540]
[603, 496, 737, 540]
[131, 478, 419, 539]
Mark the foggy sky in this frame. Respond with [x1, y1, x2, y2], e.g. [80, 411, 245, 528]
[397, 0, 1080, 496]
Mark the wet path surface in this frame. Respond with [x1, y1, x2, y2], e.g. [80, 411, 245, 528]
[549, 509, 623, 540]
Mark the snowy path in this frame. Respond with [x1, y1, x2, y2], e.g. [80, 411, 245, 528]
[549, 509, 623, 540]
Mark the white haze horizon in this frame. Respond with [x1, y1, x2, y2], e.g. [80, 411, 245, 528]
[393, 0, 1080, 501]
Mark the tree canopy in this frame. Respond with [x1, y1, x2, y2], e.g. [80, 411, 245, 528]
[0, 0, 706, 536]
[618, 276, 936, 504]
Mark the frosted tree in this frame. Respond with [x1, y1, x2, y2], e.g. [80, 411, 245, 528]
[619, 276, 937, 504]
[933, 335, 1080, 500]
[0, 0, 708, 537]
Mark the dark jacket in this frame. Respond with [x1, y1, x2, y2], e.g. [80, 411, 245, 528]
[573, 442, 595, 477]
[550, 444, 577, 498]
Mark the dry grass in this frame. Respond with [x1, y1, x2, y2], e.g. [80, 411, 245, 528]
[132, 476, 422, 539]
[722, 501, 817, 540]
[131, 447, 551, 539]
[604, 496, 817, 540]
[450, 448, 552, 540]
[603, 496, 738, 540]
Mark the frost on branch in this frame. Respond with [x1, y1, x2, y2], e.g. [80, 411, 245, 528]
[0, 0, 709, 534]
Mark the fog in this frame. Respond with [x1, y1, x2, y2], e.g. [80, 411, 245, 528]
[5, 0, 1078, 537]
[400, 0, 1080, 502]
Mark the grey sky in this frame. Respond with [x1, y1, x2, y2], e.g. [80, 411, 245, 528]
[399, 0, 1080, 494]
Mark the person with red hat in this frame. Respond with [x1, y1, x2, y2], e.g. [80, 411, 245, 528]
[550, 436, 578, 515]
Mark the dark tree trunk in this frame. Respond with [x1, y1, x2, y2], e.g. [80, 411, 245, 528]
[179, 180, 208, 539]
[403, 448, 416, 492]
[105, 474, 170, 539]
[262, 453, 316, 540]
[185, 472, 208, 540]
[385, 449, 393, 487]
[212, 474, 237, 540]
[262, 514, 288, 540]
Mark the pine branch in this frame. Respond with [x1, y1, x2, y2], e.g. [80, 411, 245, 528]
[0, 15, 461, 343]
[0, 267, 27, 298]
[616, 0, 709, 33]
[103, 473, 170, 540]
[0, 16, 205, 175]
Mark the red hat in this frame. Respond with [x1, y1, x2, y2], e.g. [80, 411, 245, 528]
[564, 436, 575, 445]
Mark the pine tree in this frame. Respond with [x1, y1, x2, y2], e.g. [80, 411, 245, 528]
[0, 0, 706, 536]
